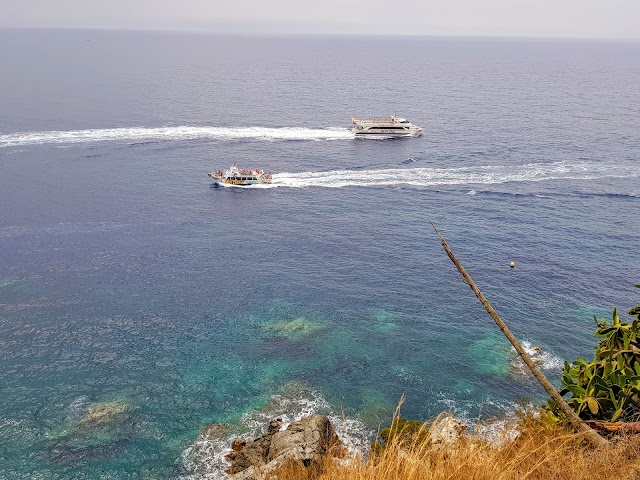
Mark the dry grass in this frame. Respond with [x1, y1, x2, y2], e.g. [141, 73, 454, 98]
[273, 416, 640, 480]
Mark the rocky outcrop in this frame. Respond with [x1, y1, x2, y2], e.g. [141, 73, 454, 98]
[226, 419, 283, 475]
[429, 413, 467, 448]
[227, 415, 343, 479]
[269, 415, 341, 465]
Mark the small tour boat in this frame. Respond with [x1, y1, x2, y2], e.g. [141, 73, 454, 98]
[208, 165, 273, 186]
[351, 116, 423, 137]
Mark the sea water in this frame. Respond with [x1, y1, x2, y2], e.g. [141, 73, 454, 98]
[0, 30, 639, 479]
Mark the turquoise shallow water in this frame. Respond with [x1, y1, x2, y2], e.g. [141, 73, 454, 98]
[1, 30, 639, 478]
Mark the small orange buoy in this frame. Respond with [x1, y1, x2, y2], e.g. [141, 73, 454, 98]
[510, 261, 516, 268]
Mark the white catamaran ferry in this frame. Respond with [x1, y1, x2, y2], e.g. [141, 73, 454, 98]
[208, 166, 273, 186]
[351, 116, 423, 137]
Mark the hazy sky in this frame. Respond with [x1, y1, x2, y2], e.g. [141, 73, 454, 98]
[1, 0, 639, 39]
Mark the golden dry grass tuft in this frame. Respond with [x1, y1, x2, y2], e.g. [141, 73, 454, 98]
[272, 416, 640, 480]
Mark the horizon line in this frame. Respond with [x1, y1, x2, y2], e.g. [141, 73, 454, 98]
[1, 26, 639, 43]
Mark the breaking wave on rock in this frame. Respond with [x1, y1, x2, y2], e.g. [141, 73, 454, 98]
[178, 382, 370, 479]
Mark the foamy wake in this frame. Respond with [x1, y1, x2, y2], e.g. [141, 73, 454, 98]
[262, 161, 629, 189]
[0, 126, 354, 147]
[179, 384, 370, 479]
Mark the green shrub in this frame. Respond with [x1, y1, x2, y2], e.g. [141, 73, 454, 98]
[548, 285, 640, 422]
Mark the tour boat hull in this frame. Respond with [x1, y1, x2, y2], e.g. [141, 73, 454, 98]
[208, 166, 273, 186]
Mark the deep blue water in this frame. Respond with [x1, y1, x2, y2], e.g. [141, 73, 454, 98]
[0, 29, 639, 479]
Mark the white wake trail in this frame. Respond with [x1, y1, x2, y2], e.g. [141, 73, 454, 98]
[269, 161, 622, 188]
[0, 126, 354, 147]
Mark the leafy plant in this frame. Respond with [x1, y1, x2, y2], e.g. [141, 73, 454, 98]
[548, 285, 640, 423]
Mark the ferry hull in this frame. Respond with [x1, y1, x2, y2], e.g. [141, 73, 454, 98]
[353, 130, 422, 137]
[351, 116, 423, 138]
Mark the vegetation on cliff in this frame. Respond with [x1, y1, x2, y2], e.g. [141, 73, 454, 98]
[547, 285, 640, 424]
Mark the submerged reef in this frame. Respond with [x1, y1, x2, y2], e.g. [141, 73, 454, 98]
[369, 309, 399, 334]
[263, 316, 330, 341]
[47, 400, 137, 463]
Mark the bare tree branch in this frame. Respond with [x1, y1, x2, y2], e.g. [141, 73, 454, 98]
[430, 221, 607, 447]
